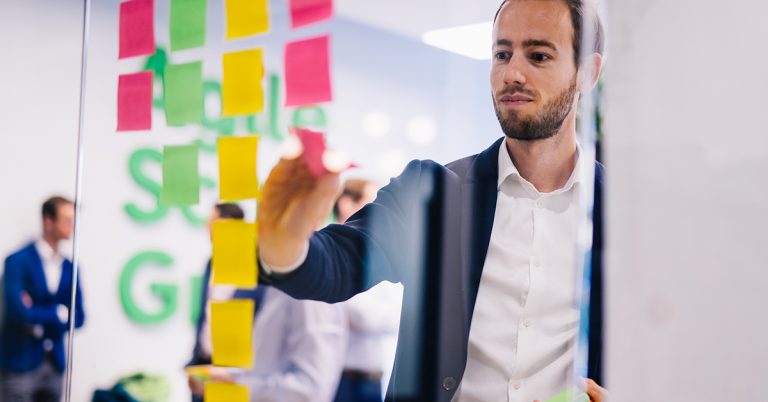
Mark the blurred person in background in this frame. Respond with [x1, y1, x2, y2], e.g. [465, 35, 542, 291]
[1, 196, 86, 402]
[332, 179, 402, 402]
[187, 203, 348, 402]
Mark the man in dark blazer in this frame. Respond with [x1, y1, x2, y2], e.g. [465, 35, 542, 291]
[1, 196, 86, 402]
[258, 1, 606, 401]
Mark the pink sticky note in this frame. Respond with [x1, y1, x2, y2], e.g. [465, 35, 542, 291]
[284, 35, 332, 107]
[290, 0, 333, 29]
[294, 127, 327, 178]
[293, 127, 356, 177]
[119, 0, 156, 59]
[117, 71, 153, 131]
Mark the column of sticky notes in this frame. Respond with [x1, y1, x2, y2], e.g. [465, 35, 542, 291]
[204, 3, 273, 400]
[115, 1, 335, 398]
[162, 0, 207, 207]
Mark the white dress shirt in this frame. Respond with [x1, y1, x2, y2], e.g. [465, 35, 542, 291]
[234, 286, 348, 402]
[199, 283, 237, 358]
[453, 141, 584, 402]
[35, 239, 64, 295]
[341, 281, 402, 394]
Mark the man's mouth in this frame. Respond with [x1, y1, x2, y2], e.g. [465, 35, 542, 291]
[499, 93, 534, 106]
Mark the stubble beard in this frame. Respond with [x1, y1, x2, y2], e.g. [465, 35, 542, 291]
[494, 78, 578, 142]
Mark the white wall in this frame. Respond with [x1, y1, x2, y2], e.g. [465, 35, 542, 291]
[604, 0, 768, 400]
[0, 0, 82, 257]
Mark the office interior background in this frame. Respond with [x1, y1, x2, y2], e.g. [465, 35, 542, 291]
[1, 0, 767, 401]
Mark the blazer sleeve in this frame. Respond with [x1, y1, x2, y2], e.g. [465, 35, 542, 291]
[3, 254, 60, 325]
[262, 159, 438, 303]
[72, 272, 86, 329]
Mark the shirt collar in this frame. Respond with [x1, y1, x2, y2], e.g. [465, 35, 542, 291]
[497, 140, 585, 194]
[35, 239, 62, 263]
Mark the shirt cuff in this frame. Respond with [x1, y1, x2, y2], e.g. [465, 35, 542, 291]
[57, 305, 69, 324]
[259, 242, 309, 275]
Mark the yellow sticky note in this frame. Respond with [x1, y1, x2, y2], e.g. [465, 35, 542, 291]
[212, 220, 258, 287]
[222, 49, 265, 116]
[225, 0, 269, 39]
[218, 136, 259, 200]
[211, 300, 254, 368]
[205, 381, 249, 402]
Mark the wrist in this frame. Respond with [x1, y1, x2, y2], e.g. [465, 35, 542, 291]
[259, 240, 309, 273]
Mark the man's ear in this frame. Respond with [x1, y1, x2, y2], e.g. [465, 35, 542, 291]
[577, 52, 604, 92]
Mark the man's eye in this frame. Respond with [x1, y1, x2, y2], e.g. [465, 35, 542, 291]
[495, 51, 511, 61]
[530, 53, 551, 62]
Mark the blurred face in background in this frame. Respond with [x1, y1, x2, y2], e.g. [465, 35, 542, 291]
[207, 208, 221, 242]
[44, 203, 75, 241]
[335, 182, 377, 223]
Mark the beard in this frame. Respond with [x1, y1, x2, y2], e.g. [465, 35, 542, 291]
[494, 77, 577, 141]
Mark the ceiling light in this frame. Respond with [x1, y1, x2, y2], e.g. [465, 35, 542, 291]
[421, 21, 492, 60]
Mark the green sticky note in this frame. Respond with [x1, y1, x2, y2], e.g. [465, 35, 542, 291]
[164, 61, 203, 126]
[170, 0, 207, 51]
[545, 388, 590, 402]
[160, 145, 200, 206]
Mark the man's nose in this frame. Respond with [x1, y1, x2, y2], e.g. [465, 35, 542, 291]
[502, 55, 527, 86]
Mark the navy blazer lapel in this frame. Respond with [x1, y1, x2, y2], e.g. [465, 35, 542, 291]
[25, 242, 53, 299]
[460, 138, 502, 332]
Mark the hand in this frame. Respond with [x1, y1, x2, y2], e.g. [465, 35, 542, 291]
[258, 151, 341, 269]
[187, 375, 205, 396]
[20, 291, 33, 308]
[584, 378, 608, 402]
[208, 366, 235, 383]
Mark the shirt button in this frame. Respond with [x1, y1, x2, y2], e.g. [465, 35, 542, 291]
[523, 319, 532, 328]
[513, 381, 521, 390]
[442, 376, 457, 391]
[535, 199, 544, 208]
[530, 257, 541, 267]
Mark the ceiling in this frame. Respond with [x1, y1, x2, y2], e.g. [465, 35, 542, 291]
[335, 0, 503, 39]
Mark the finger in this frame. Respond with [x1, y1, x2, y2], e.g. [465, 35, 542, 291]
[585, 379, 604, 402]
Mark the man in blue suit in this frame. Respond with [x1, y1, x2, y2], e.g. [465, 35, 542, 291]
[258, 1, 607, 401]
[1, 196, 86, 402]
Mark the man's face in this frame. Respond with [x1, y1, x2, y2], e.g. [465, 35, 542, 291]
[45, 203, 75, 241]
[207, 208, 221, 242]
[491, 0, 579, 141]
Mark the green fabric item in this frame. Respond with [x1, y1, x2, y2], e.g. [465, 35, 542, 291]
[545, 387, 590, 402]
[118, 373, 171, 402]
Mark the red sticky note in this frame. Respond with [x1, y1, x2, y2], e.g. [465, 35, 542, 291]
[294, 127, 356, 177]
[119, 0, 156, 59]
[117, 71, 153, 131]
[290, 0, 333, 29]
[284, 35, 332, 107]
[295, 127, 327, 178]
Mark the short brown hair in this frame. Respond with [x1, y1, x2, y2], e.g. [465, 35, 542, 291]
[494, 0, 604, 66]
[42, 196, 73, 221]
[215, 203, 245, 220]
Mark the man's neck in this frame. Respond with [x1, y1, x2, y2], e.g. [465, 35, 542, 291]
[41, 234, 59, 254]
[505, 128, 578, 193]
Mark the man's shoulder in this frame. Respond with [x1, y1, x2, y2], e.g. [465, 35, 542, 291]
[5, 242, 37, 265]
[444, 153, 481, 178]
